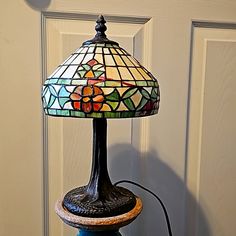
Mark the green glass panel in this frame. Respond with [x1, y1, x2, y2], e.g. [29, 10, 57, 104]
[78, 70, 86, 78]
[58, 79, 71, 85]
[103, 112, 121, 118]
[105, 89, 120, 101]
[147, 81, 155, 86]
[151, 87, 158, 99]
[48, 109, 57, 115]
[136, 97, 148, 110]
[82, 64, 91, 70]
[42, 86, 48, 96]
[141, 88, 150, 99]
[107, 101, 119, 110]
[48, 95, 56, 108]
[44, 80, 49, 84]
[135, 81, 147, 86]
[86, 112, 103, 118]
[123, 88, 138, 99]
[123, 98, 135, 110]
[121, 111, 135, 118]
[56, 110, 70, 116]
[70, 110, 86, 117]
[59, 87, 70, 97]
[59, 97, 70, 107]
[94, 71, 104, 77]
[49, 78, 58, 84]
[104, 81, 121, 86]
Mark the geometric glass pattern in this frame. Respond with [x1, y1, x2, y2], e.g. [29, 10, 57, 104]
[42, 42, 160, 118]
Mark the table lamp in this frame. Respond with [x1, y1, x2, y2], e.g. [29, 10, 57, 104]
[42, 15, 160, 235]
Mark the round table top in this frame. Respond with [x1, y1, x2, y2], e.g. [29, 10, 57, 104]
[55, 197, 143, 231]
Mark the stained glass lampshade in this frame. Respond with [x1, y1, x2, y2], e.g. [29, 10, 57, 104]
[42, 15, 160, 218]
[42, 22, 159, 118]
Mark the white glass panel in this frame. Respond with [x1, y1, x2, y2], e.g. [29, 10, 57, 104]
[52, 85, 61, 93]
[130, 68, 144, 80]
[65, 86, 76, 92]
[73, 73, 79, 78]
[110, 48, 118, 54]
[63, 101, 73, 109]
[118, 67, 133, 80]
[146, 87, 152, 94]
[60, 65, 78, 78]
[61, 54, 73, 65]
[72, 79, 87, 85]
[52, 65, 67, 78]
[104, 55, 116, 66]
[121, 56, 133, 66]
[106, 67, 120, 80]
[48, 66, 60, 78]
[102, 88, 115, 95]
[137, 68, 152, 80]
[50, 99, 61, 109]
[128, 56, 139, 66]
[116, 48, 124, 55]
[44, 89, 51, 103]
[82, 54, 94, 64]
[95, 47, 102, 53]
[103, 48, 110, 54]
[114, 55, 125, 66]
[64, 54, 78, 65]
[81, 47, 88, 53]
[117, 101, 128, 111]
[75, 47, 83, 53]
[72, 54, 85, 65]
[88, 47, 95, 53]
[94, 54, 103, 64]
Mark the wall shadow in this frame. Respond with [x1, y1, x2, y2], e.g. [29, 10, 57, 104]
[24, 0, 51, 11]
[108, 143, 211, 236]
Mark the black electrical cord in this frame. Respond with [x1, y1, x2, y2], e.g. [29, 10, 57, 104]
[114, 180, 173, 236]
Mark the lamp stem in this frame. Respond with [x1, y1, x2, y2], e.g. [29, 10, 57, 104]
[86, 118, 113, 197]
[63, 119, 136, 217]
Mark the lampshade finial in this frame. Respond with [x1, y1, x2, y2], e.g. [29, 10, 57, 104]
[83, 15, 118, 46]
[95, 15, 107, 38]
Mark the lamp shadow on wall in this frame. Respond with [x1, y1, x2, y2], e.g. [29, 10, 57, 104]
[108, 143, 211, 236]
[24, 0, 51, 11]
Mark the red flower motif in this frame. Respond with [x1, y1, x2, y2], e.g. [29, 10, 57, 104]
[70, 85, 104, 113]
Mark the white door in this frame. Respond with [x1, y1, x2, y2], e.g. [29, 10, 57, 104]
[1, 1, 236, 236]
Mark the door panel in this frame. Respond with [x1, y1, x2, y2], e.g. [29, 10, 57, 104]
[187, 26, 236, 236]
